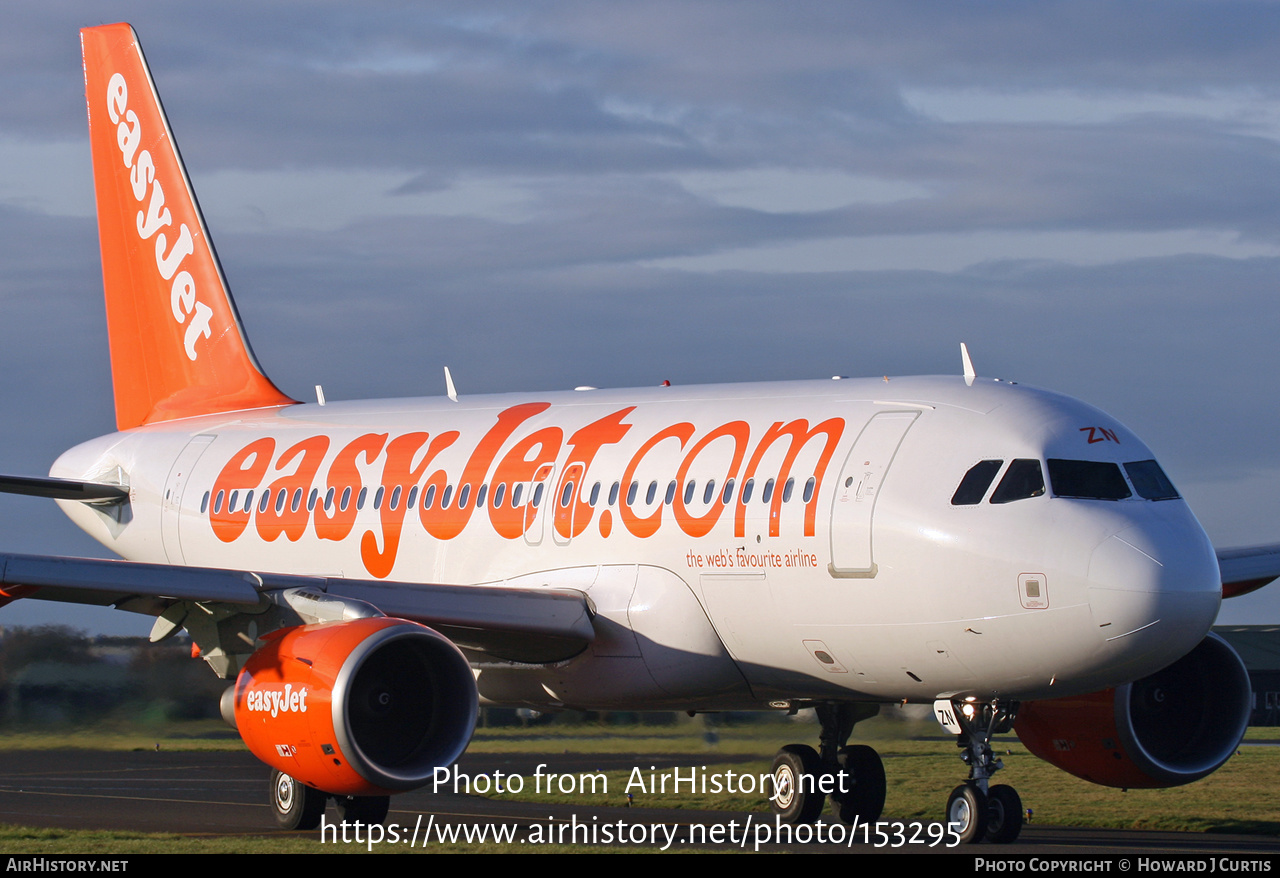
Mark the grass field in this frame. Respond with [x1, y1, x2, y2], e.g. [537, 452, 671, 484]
[0, 713, 1276, 853]
[461, 714, 1280, 834]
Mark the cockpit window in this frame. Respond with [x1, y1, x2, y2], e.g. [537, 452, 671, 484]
[1124, 460, 1180, 500]
[951, 460, 1003, 506]
[989, 459, 1045, 504]
[1048, 459, 1131, 500]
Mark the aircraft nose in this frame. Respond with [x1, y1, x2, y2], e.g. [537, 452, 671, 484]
[1086, 514, 1221, 677]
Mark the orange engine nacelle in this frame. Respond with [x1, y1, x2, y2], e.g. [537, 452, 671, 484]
[231, 616, 478, 797]
[1016, 633, 1251, 789]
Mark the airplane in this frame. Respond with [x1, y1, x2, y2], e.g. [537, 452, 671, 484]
[0, 21, 1274, 845]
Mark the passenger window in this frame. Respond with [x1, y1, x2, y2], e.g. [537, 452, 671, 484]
[646, 481, 658, 504]
[608, 481, 620, 506]
[989, 460, 1045, 504]
[475, 484, 487, 509]
[665, 481, 677, 504]
[742, 479, 754, 503]
[951, 460, 1003, 506]
[493, 483, 506, 508]
[802, 477, 815, 503]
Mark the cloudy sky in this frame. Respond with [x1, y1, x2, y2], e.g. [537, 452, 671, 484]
[0, 2, 1279, 635]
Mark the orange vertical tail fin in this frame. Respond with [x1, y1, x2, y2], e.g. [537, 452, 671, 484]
[81, 23, 295, 431]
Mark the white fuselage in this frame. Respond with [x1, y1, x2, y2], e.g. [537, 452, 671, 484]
[51, 375, 1222, 711]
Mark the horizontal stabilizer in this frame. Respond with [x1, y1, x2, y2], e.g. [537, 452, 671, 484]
[0, 475, 128, 505]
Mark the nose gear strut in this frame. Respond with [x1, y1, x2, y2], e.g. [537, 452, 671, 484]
[934, 698, 1024, 844]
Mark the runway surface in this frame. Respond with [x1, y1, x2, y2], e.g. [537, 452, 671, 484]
[0, 749, 1275, 854]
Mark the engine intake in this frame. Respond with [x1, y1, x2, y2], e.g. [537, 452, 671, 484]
[233, 616, 477, 796]
[1016, 633, 1251, 788]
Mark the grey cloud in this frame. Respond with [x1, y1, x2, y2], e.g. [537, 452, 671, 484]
[2, 2, 1280, 633]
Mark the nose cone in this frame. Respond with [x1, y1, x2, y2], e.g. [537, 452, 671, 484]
[1087, 509, 1221, 682]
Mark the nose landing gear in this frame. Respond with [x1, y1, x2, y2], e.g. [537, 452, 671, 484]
[934, 699, 1023, 844]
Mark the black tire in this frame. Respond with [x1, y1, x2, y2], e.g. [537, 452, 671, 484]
[946, 782, 988, 844]
[836, 744, 886, 824]
[334, 794, 391, 826]
[985, 785, 1023, 844]
[770, 744, 825, 824]
[271, 769, 326, 831]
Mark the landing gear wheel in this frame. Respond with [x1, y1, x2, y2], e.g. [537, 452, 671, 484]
[771, 744, 825, 824]
[837, 745, 885, 824]
[271, 769, 326, 830]
[946, 783, 988, 845]
[985, 785, 1023, 844]
[334, 794, 391, 825]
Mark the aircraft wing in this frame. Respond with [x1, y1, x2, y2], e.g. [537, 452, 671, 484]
[1216, 543, 1280, 598]
[0, 550, 594, 663]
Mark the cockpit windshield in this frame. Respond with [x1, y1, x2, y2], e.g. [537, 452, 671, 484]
[1123, 459, 1180, 500]
[989, 459, 1045, 504]
[950, 457, 1180, 505]
[951, 460, 1003, 505]
[1047, 459, 1131, 500]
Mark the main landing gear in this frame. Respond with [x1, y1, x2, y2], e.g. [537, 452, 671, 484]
[934, 698, 1023, 844]
[270, 769, 391, 830]
[770, 703, 886, 826]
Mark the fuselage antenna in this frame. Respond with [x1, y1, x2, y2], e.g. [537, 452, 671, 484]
[445, 366, 458, 402]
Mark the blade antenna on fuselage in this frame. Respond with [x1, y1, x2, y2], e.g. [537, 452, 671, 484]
[444, 366, 458, 402]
